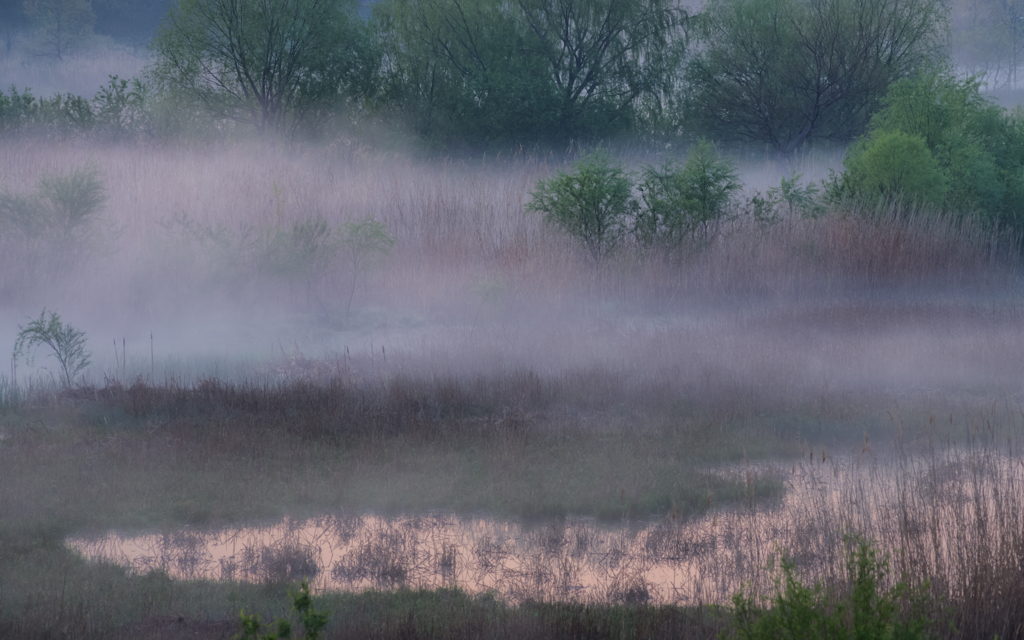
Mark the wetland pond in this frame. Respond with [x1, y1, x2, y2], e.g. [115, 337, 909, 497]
[67, 449, 1023, 605]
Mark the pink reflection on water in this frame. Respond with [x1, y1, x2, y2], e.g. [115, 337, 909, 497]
[67, 448, 1024, 605]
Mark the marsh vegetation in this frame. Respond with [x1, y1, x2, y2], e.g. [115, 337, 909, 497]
[1, 136, 1023, 639]
[3, 1, 1024, 636]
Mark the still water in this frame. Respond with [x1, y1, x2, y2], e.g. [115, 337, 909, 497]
[68, 448, 1023, 605]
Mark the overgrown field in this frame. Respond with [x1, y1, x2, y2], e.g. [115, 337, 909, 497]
[2, 140, 1024, 639]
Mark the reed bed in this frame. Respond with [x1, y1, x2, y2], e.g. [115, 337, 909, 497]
[0, 139, 1016, 344]
[2, 137, 1024, 639]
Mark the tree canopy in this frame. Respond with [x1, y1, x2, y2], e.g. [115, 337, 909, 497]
[684, 0, 950, 155]
[151, 0, 375, 136]
[371, 0, 687, 146]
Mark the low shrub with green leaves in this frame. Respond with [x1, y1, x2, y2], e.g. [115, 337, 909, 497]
[0, 165, 108, 297]
[528, 143, 744, 261]
[238, 579, 330, 640]
[527, 149, 638, 264]
[728, 535, 930, 640]
[636, 140, 742, 248]
[841, 130, 947, 208]
[0, 165, 107, 243]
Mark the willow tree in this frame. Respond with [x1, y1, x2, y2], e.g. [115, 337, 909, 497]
[151, 0, 374, 136]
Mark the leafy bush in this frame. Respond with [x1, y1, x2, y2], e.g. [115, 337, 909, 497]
[636, 139, 741, 247]
[527, 150, 638, 264]
[769, 174, 826, 220]
[93, 75, 152, 141]
[164, 209, 394, 320]
[840, 131, 947, 208]
[0, 166, 107, 294]
[237, 579, 329, 640]
[835, 70, 1024, 238]
[0, 165, 107, 242]
[0, 86, 94, 137]
[728, 535, 929, 640]
[529, 144, 746, 259]
[13, 309, 91, 388]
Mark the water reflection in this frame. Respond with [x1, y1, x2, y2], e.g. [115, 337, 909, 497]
[67, 447, 1024, 605]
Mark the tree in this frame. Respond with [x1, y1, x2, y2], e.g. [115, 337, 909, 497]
[515, 0, 687, 138]
[635, 140, 741, 248]
[684, 0, 949, 156]
[833, 70, 1024, 235]
[92, 0, 174, 52]
[0, 0, 28, 54]
[372, 0, 559, 144]
[527, 150, 637, 264]
[372, 0, 687, 145]
[23, 0, 96, 60]
[951, 0, 1024, 90]
[340, 216, 394, 319]
[150, 0, 375, 136]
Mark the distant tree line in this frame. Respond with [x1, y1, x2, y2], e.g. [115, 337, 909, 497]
[2, 0, 956, 153]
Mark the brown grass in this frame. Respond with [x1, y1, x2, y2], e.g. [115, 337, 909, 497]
[2, 137, 1024, 639]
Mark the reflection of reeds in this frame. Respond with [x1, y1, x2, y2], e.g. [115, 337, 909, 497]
[243, 539, 320, 585]
[66, 428, 1024, 635]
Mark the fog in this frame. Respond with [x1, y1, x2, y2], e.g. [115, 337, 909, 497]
[1, 137, 1020, 412]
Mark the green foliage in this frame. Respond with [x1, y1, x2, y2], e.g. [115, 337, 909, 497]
[743, 174, 826, 228]
[13, 309, 91, 389]
[237, 580, 329, 640]
[769, 174, 826, 220]
[372, 0, 686, 146]
[0, 165, 107, 241]
[93, 75, 152, 141]
[728, 535, 929, 640]
[0, 86, 98, 137]
[636, 140, 741, 247]
[163, 209, 394, 321]
[0, 86, 41, 132]
[258, 216, 339, 286]
[685, 0, 949, 155]
[836, 70, 1024, 236]
[841, 131, 947, 208]
[527, 150, 638, 263]
[151, 0, 374, 137]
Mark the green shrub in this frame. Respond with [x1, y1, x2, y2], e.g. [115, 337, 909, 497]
[237, 579, 329, 640]
[728, 534, 929, 640]
[0, 165, 106, 242]
[0, 166, 107, 294]
[769, 174, 825, 220]
[13, 309, 91, 389]
[840, 130, 947, 208]
[527, 149, 638, 264]
[835, 70, 1024, 238]
[635, 140, 742, 248]
[93, 76, 152, 141]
